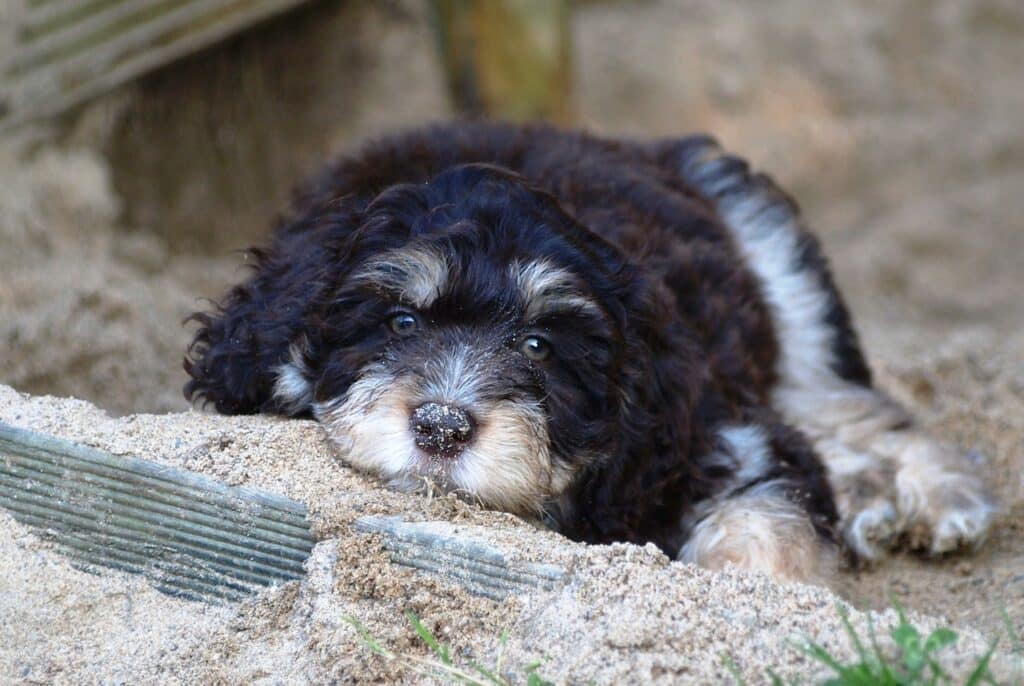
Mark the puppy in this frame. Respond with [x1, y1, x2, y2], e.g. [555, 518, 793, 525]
[185, 122, 996, 584]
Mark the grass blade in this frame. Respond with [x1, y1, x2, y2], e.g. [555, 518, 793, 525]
[496, 629, 509, 675]
[406, 610, 451, 664]
[838, 604, 871, 668]
[722, 653, 747, 685]
[343, 615, 394, 659]
[468, 658, 509, 686]
[964, 640, 998, 686]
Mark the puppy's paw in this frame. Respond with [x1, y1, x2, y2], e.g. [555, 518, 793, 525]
[821, 434, 998, 561]
[873, 433, 999, 556]
[841, 498, 900, 562]
[898, 467, 998, 555]
[817, 439, 900, 562]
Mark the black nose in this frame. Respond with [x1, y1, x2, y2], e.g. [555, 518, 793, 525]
[410, 402, 475, 456]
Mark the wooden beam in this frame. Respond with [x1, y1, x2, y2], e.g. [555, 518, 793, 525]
[1, 421, 568, 604]
[0, 0, 314, 133]
[431, 0, 573, 123]
[356, 515, 565, 601]
[0, 421, 315, 603]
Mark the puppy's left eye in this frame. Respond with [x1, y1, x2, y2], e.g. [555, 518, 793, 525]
[388, 312, 419, 336]
[519, 335, 552, 361]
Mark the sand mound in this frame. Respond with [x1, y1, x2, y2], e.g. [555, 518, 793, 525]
[1, 385, 1017, 684]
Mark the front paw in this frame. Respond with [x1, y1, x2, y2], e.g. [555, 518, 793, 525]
[897, 467, 998, 555]
[841, 498, 900, 562]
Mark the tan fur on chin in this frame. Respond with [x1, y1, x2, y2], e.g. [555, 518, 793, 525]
[315, 369, 556, 517]
[451, 400, 553, 516]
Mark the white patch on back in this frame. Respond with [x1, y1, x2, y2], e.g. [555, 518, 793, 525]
[677, 141, 996, 560]
[714, 194, 839, 397]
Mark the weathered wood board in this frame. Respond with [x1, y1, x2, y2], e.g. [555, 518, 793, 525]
[0, 421, 567, 605]
[0, 0, 315, 133]
[0, 421, 315, 602]
[356, 515, 565, 601]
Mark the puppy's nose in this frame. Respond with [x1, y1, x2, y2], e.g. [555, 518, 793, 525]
[410, 402, 475, 456]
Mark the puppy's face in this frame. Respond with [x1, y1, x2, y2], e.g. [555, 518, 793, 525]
[273, 167, 631, 515]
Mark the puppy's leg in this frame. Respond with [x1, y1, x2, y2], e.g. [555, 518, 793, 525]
[678, 483, 838, 586]
[780, 384, 998, 559]
[679, 419, 839, 585]
[668, 137, 997, 561]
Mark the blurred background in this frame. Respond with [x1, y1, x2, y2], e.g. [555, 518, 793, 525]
[1, 0, 1021, 415]
[0, 0, 1022, 635]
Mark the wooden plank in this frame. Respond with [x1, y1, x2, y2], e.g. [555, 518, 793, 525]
[0, 421, 315, 603]
[0, 0, 314, 133]
[22, 1, 129, 41]
[12, 0, 176, 73]
[0, 422, 311, 523]
[356, 515, 565, 601]
[7, 456, 311, 549]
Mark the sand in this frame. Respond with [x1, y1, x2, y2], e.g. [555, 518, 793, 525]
[0, 145, 231, 415]
[1, 384, 1018, 684]
[2, 0, 1023, 682]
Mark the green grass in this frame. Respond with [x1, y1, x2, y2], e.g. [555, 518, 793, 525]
[346, 603, 1021, 686]
[344, 611, 554, 686]
[726, 603, 1020, 686]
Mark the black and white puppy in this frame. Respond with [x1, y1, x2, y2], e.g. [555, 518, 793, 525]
[185, 122, 996, 583]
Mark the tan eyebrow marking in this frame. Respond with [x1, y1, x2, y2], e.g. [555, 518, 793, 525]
[352, 246, 451, 308]
[512, 259, 602, 321]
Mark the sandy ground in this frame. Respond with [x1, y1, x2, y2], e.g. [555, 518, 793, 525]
[1, 0, 1023, 682]
[1, 384, 1019, 684]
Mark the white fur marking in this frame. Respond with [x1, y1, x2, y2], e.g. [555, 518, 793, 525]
[314, 368, 417, 480]
[513, 259, 601, 321]
[272, 340, 314, 414]
[422, 344, 487, 409]
[354, 246, 451, 308]
[718, 195, 840, 396]
[718, 424, 773, 488]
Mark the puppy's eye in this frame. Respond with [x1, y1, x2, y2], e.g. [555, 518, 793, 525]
[388, 312, 419, 336]
[519, 335, 552, 361]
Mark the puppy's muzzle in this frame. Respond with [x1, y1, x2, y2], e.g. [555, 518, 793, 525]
[410, 402, 475, 457]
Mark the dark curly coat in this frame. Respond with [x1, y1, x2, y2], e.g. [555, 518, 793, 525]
[185, 122, 996, 581]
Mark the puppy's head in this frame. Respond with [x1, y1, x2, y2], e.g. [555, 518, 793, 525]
[186, 164, 689, 515]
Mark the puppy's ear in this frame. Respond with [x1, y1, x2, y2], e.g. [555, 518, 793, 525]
[184, 210, 351, 416]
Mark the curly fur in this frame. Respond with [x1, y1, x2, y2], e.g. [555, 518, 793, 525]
[185, 122, 994, 579]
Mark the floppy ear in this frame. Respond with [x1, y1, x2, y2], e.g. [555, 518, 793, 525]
[183, 206, 356, 415]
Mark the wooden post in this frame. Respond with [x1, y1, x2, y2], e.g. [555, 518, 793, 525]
[431, 0, 573, 123]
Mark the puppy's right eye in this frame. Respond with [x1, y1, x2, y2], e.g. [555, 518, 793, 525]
[388, 312, 419, 336]
[519, 335, 552, 361]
